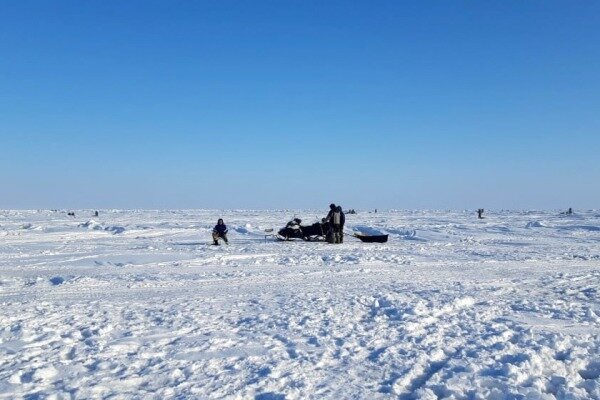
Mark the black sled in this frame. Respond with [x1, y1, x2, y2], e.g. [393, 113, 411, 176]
[353, 233, 388, 243]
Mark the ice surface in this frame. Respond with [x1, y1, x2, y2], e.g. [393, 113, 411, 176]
[1, 209, 600, 398]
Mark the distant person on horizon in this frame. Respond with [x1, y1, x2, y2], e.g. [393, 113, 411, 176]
[477, 209, 484, 219]
[567, 208, 573, 215]
[212, 218, 228, 245]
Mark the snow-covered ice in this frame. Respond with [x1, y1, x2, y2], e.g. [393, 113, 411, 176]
[1, 209, 600, 399]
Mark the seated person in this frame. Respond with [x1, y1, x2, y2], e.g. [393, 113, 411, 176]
[212, 218, 228, 245]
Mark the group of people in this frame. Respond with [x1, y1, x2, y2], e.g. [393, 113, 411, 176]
[325, 203, 345, 244]
[211, 203, 347, 245]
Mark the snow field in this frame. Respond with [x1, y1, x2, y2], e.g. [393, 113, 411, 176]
[1, 209, 600, 399]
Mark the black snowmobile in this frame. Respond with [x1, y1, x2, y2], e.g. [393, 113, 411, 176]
[277, 218, 329, 241]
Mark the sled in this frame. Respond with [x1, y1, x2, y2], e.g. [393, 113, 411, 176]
[353, 233, 388, 243]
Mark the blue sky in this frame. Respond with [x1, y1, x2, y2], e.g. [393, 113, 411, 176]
[1, 1, 599, 209]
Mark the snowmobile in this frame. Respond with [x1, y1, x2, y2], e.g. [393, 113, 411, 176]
[277, 218, 329, 241]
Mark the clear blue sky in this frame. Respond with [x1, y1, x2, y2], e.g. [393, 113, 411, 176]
[1, 1, 599, 210]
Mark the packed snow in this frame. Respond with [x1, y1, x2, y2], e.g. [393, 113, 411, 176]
[1, 209, 600, 399]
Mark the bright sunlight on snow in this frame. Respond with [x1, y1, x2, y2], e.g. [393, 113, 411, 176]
[1, 209, 600, 399]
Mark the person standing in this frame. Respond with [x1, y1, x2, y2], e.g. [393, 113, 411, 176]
[325, 204, 337, 243]
[326, 203, 336, 221]
[337, 205, 346, 243]
[330, 206, 343, 244]
[212, 218, 228, 245]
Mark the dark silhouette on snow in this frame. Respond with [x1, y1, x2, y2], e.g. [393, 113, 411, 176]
[324, 204, 345, 244]
[212, 218, 228, 245]
[477, 209, 484, 219]
[277, 218, 328, 241]
[335, 206, 346, 243]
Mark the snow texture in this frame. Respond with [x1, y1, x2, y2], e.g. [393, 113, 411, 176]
[1, 209, 600, 399]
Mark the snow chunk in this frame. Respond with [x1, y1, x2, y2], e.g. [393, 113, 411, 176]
[79, 220, 125, 234]
[49, 276, 65, 285]
[526, 221, 546, 228]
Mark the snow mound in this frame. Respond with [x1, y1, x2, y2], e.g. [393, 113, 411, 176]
[79, 220, 103, 230]
[386, 228, 420, 239]
[49, 276, 65, 285]
[105, 225, 126, 234]
[79, 220, 125, 234]
[525, 221, 546, 228]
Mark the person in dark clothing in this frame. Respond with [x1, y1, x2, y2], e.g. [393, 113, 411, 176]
[477, 209, 484, 219]
[324, 204, 345, 244]
[212, 218, 228, 245]
[325, 204, 336, 221]
[331, 206, 345, 243]
[334, 205, 346, 243]
[329, 206, 346, 243]
[324, 204, 337, 243]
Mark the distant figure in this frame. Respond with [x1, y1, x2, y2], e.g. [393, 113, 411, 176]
[67, 212, 75, 217]
[94, 211, 99, 217]
[567, 208, 573, 215]
[477, 209, 484, 219]
[375, 209, 378, 213]
[212, 218, 229, 245]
